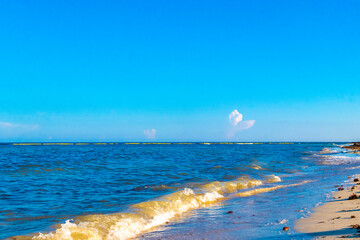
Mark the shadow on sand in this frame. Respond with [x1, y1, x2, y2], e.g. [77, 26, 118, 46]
[293, 228, 359, 239]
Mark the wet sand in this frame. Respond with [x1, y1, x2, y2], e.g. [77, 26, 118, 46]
[295, 175, 360, 239]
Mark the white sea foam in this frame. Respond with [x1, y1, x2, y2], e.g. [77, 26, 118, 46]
[265, 175, 282, 183]
[318, 148, 341, 154]
[28, 177, 267, 240]
[320, 155, 360, 165]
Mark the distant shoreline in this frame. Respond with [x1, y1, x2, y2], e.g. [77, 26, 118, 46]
[342, 142, 360, 152]
[0, 142, 352, 145]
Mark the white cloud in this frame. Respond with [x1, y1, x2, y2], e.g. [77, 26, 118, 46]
[144, 129, 156, 139]
[238, 120, 256, 130]
[0, 122, 14, 127]
[229, 109, 243, 126]
[0, 121, 39, 131]
[227, 110, 255, 138]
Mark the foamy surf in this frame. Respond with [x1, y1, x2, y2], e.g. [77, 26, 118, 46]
[234, 180, 312, 197]
[319, 155, 360, 165]
[307, 147, 360, 165]
[318, 148, 341, 154]
[12, 176, 285, 240]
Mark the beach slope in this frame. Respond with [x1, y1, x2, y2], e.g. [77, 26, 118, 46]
[295, 176, 360, 239]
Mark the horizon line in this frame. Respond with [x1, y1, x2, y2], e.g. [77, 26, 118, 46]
[0, 141, 353, 146]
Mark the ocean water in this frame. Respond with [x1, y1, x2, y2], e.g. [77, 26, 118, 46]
[1, 142, 360, 240]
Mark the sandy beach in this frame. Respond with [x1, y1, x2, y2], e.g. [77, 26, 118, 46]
[295, 144, 360, 239]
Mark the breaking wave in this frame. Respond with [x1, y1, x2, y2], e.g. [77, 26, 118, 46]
[320, 155, 360, 165]
[13, 176, 284, 240]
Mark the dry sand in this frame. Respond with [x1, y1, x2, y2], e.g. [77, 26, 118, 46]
[295, 175, 360, 239]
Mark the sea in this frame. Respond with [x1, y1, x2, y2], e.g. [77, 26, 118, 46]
[1, 142, 360, 240]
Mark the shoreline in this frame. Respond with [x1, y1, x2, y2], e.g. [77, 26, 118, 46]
[295, 143, 360, 239]
[295, 176, 360, 239]
[3, 143, 358, 239]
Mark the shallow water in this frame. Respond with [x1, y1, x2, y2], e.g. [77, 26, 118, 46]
[1, 142, 359, 239]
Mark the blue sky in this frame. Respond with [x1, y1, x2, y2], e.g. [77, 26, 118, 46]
[0, 0, 359, 142]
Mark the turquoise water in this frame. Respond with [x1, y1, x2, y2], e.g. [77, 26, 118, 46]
[1, 142, 359, 239]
